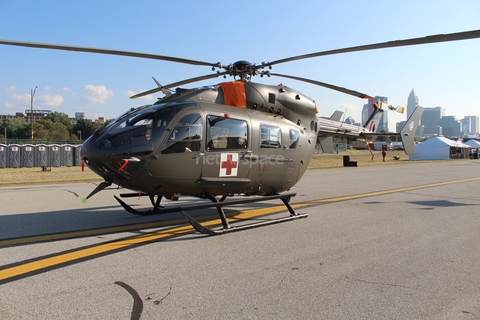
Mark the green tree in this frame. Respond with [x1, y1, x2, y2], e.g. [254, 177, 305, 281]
[34, 119, 70, 140]
[45, 112, 73, 132]
[1, 118, 30, 139]
[32, 121, 49, 139]
[73, 119, 105, 141]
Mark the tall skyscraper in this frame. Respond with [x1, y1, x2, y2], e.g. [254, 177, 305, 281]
[461, 116, 479, 135]
[420, 107, 445, 137]
[406, 89, 419, 120]
[422, 107, 444, 127]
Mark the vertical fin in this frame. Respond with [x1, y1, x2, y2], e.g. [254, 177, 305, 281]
[363, 101, 384, 132]
[400, 106, 424, 155]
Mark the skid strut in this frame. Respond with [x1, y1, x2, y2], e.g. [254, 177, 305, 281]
[180, 193, 307, 235]
[114, 192, 307, 235]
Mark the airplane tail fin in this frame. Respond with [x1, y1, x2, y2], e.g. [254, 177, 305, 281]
[399, 106, 424, 155]
[363, 101, 406, 132]
[317, 136, 334, 153]
[363, 101, 384, 132]
[316, 110, 344, 153]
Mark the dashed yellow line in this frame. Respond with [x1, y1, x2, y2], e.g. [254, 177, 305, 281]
[1, 176, 479, 282]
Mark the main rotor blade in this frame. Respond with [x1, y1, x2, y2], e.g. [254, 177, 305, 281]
[130, 72, 226, 99]
[269, 73, 372, 99]
[268, 29, 480, 66]
[0, 39, 217, 67]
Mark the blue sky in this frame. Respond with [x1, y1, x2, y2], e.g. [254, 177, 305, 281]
[1, 0, 479, 130]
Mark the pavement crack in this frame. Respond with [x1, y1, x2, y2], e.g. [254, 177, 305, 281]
[134, 248, 148, 261]
[63, 189, 79, 197]
[345, 277, 411, 289]
[276, 274, 288, 288]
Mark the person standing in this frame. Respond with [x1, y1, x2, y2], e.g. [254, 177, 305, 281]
[382, 149, 386, 162]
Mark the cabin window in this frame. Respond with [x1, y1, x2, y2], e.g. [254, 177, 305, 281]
[289, 129, 300, 149]
[206, 115, 248, 151]
[260, 125, 281, 148]
[161, 113, 202, 154]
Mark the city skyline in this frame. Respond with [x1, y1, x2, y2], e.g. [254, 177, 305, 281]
[2, 86, 479, 136]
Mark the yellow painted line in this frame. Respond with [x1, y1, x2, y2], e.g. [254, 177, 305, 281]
[238, 176, 480, 215]
[1, 176, 479, 282]
[0, 215, 253, 281]
[0, 224, 192, 281]
[0, 218, 189, 248]
[294, 176, 480, 208]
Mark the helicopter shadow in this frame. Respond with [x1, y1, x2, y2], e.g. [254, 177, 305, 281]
[0, 197, 282, 245]
[407, 199, 476, 210]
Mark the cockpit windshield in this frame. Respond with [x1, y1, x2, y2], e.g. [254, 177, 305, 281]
[98, 102, 197, 156]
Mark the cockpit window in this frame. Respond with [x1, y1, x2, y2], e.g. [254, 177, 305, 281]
[131, 118, 152, 126]
[161, 113, 202, 154]
[100, 105, 151, 134]
[99, 104, 196, 155]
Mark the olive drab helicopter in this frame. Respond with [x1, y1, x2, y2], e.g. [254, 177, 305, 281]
[1, 29, 479, 235]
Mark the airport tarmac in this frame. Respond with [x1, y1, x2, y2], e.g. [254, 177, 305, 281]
[1, 160, 480, 319]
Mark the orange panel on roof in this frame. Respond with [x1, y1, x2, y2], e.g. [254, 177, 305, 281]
[219, 82, 246, 108]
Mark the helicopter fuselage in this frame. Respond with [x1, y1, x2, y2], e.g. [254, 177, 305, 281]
[80, 81, 319, 199]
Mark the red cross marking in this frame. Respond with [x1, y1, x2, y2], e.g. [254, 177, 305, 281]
[221, 154, 237, 175]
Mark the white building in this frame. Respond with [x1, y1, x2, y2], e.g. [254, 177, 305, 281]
[75, 112, 86, 120]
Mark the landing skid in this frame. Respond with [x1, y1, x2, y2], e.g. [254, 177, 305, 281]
[114, 193, 308, 235]
[114, 193, 163, 215]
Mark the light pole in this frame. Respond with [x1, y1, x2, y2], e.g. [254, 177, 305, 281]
[31, 86, 37, 142]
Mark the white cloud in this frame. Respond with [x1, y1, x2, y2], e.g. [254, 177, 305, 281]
[83, 85, 113, 105]
[6, 85, 16, 91]
[38, 94, 64, 108]
[61, 87, 77, 98]
[4, 101, 15, 109]
[338, 103, 360, 123]
[11, 93, 30, 103]
[341, 103, 357, 113]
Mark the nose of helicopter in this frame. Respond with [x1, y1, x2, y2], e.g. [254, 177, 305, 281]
[80, 136, 112, 180]
[80, 132, 152, 185]
[80, 136, 99, 162]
